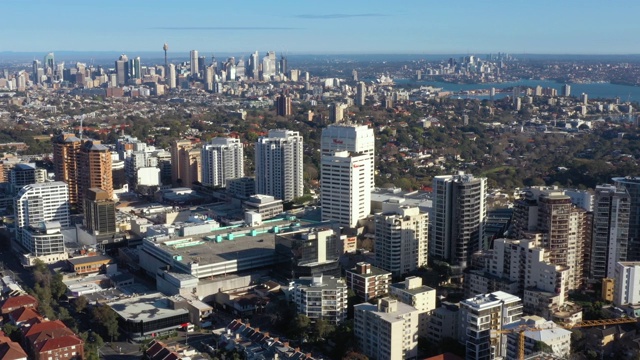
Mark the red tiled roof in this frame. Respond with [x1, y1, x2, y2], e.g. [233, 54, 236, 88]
[31, 334, 83, 354]
[23, 320, 66, 337]
[27, 328, 75, 347]
[0, 341, 28, 360]
[1, 295, 37, 313]
[8, 307, 41, 323]
[424, 353, 465, 360]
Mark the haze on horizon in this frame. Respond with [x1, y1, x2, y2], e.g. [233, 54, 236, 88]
[3, 0, 640, 55]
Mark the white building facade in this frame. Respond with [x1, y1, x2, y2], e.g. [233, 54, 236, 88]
[375, 205, 428, 276]
[201, 137, 244, 187]
[255, 129, 303, 202]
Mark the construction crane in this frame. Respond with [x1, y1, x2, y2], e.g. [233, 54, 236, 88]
[493, 317, 640, 360]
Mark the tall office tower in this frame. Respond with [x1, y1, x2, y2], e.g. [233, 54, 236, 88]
[390, 277, 436, 338]
[355, 81, 366, 106]
[235, 58, 245, 78]
[14, 182, 70, 248]
[375, 205, 428, 276]
[132, 57, 142, 79]
[170, 140, 202, 188]
[580, 93, 588, 104]
[32, 60, 40, 83]
[321, 123, 375, 188]
[84, 188, 116, 235]
[115, 54, 129, 85]
[261, 51, 276, 79]
[250, 51, 259, 79]
[201, 137, 244, 187]
[591, 185, 630, 279]
[329, 103, 345, 123]
[254, 129, 303, 202]
[430, 173, 487, 268]
[279, 54, 287, 75]
[275, 94, 292, 116]
[562, 84, 571, 97]
[190, 50, 199, 77]
[613, 177, 640, 261]
[320, 151, 371, 228]
[43, 52, 55, 73]
[352, 69, 358, 81]
[163, 43, 168, 82]
[198, 55, 206, 74]
[53, 133, 82, 207]
[354, 298, 419, 360]
[56, 62, 64, 81]
[460, 292, 523, 360]
[168, 63, 176, 89]
[77, 141, 114, 212]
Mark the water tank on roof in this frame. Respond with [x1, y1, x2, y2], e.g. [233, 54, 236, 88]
[228, 233, 234, 240]
[250, 229, 258, 236]
[215, 235, 222, 243]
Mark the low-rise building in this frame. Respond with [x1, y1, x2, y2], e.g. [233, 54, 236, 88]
[66, 255, 114, 275]
[244, 194, 283, 220]
[426, 302, 460, 345]
[0, 295, 38, 315]
[505, 316, 572, 360]
[288, 275, 347, 325]
[390, 276, 436, 338]
[345, 262, 391, 301]
[354, 297, 419, 360]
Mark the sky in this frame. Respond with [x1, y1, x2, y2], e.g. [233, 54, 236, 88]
[3, 0, 640, 55]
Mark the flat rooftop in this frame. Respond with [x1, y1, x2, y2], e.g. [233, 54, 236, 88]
[146, 218, 323, 266]
[108, 292, 189, 322]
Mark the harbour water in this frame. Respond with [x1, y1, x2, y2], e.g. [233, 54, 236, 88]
[395, 79, 640, 102]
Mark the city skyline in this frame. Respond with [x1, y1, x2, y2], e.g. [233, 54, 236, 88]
[4, 0, 640, 55]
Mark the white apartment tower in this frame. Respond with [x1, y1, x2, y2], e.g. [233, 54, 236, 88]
[255, 129, 303, 202]
[354, 297, 419, 360]
[201, 137, 244, 187]
[460, 291, 523, 360]
[375, 205, 428, 276]
[289, 275, 348, 325]
[320, 151, 371, 228]
[390, 276, 436, 338]
[14, 182, 70, 251]
[320, 124, 375, 227]
[591, 184, 630, 279]
[431, 172, 487, 268]
[614, 261, 640, 307]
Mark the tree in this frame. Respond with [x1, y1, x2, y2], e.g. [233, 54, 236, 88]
[75, 295, 88, 314]
[50, 272, 66, 300]
[92, 306, 120, 341]
[313, 318, 334, 340]
[288, 314, 311, 340]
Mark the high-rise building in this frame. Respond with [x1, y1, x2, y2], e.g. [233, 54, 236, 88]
[200, 137, 244, 187]
[52, 133, 82, 207]
[9, 163, 47, 194]
[329, 103, 345, 122]
[345, 262, 392, 301]
[170, 140, 202, 188]
[250, 51, 259, 79]
[320, 151, 371, 228]
[131, 57, 142, 79]
[261, 51, 276, 79]
[430, 173, 487, 268]
[375, 205, 428, 277]
[254, 129, 303, 202]
[460, 291, 522, 360]
[614, 261, 640, 307]
[505, 316, 572, 360]
[168, 63, 176, 89]
[289, 275, 347, 325]
[14, 182, 70, 249]
[115, 54, 129, 85]
[190, 50, 199, 78]
[613, 177, 640, 261]
[279, 55, 287, 75]
[77, 141, 114, 212]
[163, 43, 168, 82]
[354, 298, 419, 360]
[84, 188, 116, 235]
[43, 53, 55, 73]
[389, 277, 436, 338]
[591, 184, 630, 279]
[320, 124, 375, 227]
[512, 188, 587, 290]
[580, 93, 588, 104]
[562, 84, 571, 97]
[276, 94, 292, 116]
[276, 227, 342, 279]
[355, 82, 366, 106]
[32, 60, 41, 84]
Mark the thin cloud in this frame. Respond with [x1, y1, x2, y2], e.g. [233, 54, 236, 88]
[295, 13, 388, 19]
[152, 26, 301, 30]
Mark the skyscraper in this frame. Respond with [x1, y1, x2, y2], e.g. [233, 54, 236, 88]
[201, 138, 244, 187]
[613, 177, 640, 261]
[279, 54, 287, 75]
[132, 57, 142, 79]
[168, 63, 176, 89]
[321, 124, 375, 189]
[250, 51, 259, 79]
[276, 94, 292, 116]
[255, 129, 303, 202]
[430, 173, 487, 268]
[329, 103, 345, 123]
[355, 81, 366, 106]
[115, 54, 129, 85]
[375, 205, 429, 276]
[163, 43, 169, 82]
[14, 182, 70, 248]
[53, 133, 82, 207]
[170, 140, 202, 188]
[190, 50, 199, 78]
[43, 53, 55, 73]
[32, 60, 40, 84]
[591, 184, 630, 279]
[84, 188, 116, 235]
[562, 84, 571, 97]
[261, 51, 276, 79]
[77, 141, 114, 212]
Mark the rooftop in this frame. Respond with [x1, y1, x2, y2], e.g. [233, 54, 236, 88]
[67, 254, 113, 266]
[108, 292, 189, 322]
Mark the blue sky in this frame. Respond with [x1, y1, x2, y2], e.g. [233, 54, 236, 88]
[3, 0, 640, 54]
